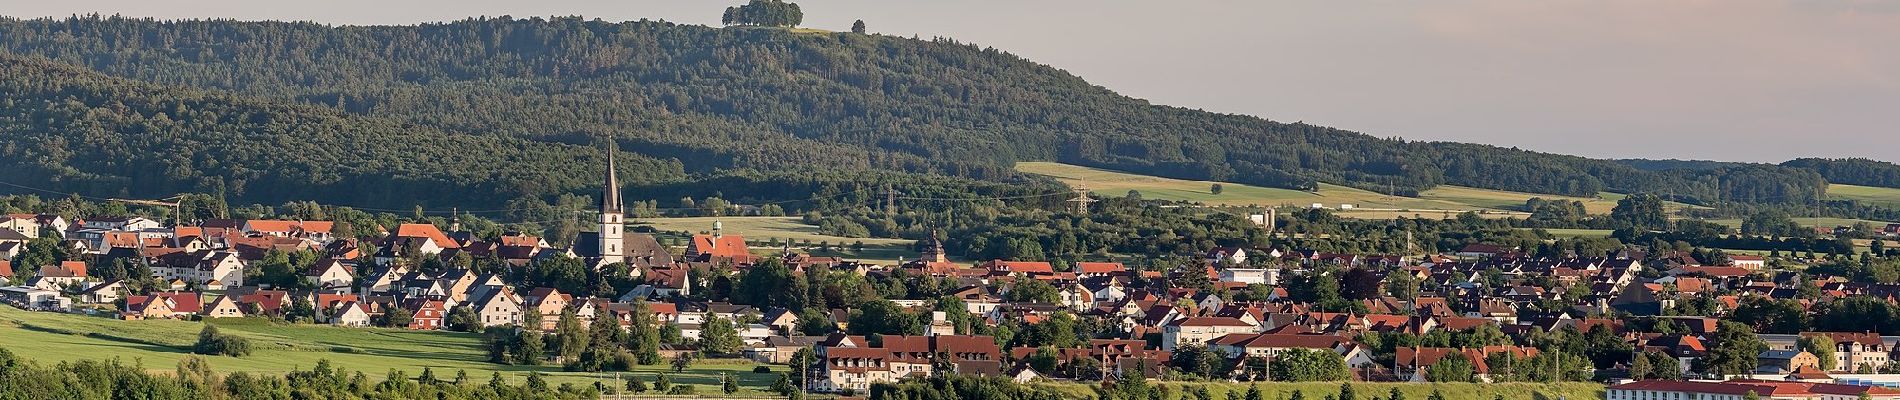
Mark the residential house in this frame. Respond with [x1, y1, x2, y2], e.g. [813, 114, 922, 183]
[202, 295, 247, 318]
[153, 250, 245, 289]
[75, 279, 124, 304]
[1163, 317, 1259, 351]
[304, 259, 355, 289]
[330, 301, 372, 327]
[401, 299, 448, 330]
[469, 288, 524, 327]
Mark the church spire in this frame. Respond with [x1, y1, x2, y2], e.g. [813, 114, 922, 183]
[602, 144, 623, 214]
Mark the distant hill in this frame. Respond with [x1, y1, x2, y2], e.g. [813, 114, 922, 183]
[0, 15, 1834, 208]
[1783, 158, 1900, 189]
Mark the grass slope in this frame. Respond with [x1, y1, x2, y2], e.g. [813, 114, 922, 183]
[1830, 183, 1900, 209]
[1018, 162, 1625, 218]
[0, 306, 784, 394]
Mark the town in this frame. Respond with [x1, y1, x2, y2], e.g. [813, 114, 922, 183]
[4, 153, 1900, 400]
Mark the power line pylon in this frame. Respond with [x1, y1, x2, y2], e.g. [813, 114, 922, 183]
[1067, 183, 1097, 214]
[883, 184, 901, 216]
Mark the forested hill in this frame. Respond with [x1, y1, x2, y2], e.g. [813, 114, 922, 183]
[0, 53, 685, 208]
[0, 15, 1831, 207]
[1782, 158, 1900, 189]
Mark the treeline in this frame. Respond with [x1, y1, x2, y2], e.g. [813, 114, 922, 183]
[0, 350, 596, 400]
[1783, 158, 1900, 189]
[0, 15, 1836, 208]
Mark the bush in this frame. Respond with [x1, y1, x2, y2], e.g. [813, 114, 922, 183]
[667, 385, 696, 395]
[193, 325, 252, 357]
[754, 365, 772, 373]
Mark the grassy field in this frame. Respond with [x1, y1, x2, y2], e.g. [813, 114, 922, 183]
[1417, 185, 1620, 214]
[1019, 161, 1475, 209]
[1830, 183, 1900, 209]
[1031, 381, 1604, 400]
[0, 306, 786, 394]
[1018, 162, 1634, 219]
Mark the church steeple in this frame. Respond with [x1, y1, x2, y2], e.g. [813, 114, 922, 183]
[602, 146, 624, 214]
[598, 142, 626, 265]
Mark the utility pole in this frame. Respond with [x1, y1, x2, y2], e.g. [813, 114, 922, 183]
[1067, 183, 1096, 214]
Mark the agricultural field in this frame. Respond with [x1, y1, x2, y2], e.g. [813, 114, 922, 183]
[1829, 183, 1900, 209]
[0, 306, 787, 394]
[1017, 162, 1634, 219]
[1417, 185, 1620, 214]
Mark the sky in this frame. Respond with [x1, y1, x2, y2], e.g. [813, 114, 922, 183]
[12, 1, 1900, 163]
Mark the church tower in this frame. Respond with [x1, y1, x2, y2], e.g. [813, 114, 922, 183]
[920, 229, 948, 264]
[599, 147, 626, 265]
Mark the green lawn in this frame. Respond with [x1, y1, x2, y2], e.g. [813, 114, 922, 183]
[1830, 183, 1900, 209]
[0, 307, 785, 394]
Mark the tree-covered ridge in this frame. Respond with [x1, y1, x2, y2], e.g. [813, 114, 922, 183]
[0, 53, 685, 208]
[1783, 158, 1900, 189]
[0, 15, 1831, 206]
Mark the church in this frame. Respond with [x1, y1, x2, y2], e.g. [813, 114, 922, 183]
[572, 148, 672, 270]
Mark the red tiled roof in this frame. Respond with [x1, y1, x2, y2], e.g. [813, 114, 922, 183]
[393, 224, 460, 249]
[688, 234, 749, 258]
[988, 260, 1054, 275]
[157, 292, 203, 313]
[247, 220, 335, 234]
[1076, 262, 1126, 274]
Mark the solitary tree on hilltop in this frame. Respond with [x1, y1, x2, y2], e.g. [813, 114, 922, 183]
[852, 19, 866, 34]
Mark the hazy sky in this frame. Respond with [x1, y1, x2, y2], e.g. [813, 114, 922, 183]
[13, 1, 1900, 163]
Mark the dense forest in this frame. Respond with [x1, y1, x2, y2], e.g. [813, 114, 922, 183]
[0, 54, 683, 209]
[1782, 158, 1900, 189]
[0, 15, 1837, 211]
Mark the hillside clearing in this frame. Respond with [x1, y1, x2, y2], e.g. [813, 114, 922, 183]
[1018, 162, 1634, 218]
[1830, 183, 1900, 209]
